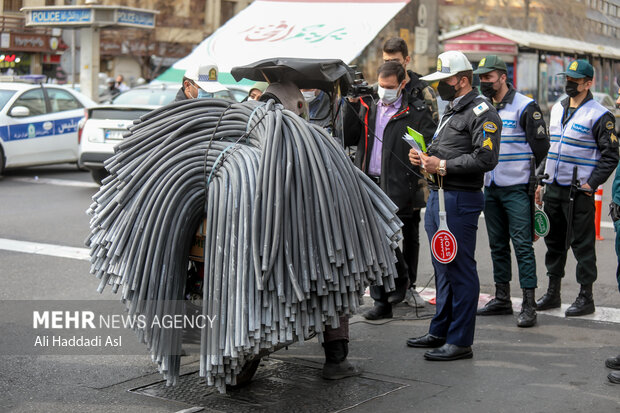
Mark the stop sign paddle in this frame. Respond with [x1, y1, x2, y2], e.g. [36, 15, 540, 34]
[431, 188, 458, 264]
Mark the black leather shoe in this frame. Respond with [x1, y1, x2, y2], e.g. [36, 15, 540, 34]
[424, 343, 473, 361]
[406, 333, 446, 348]
[565, 294, 595, 317]
[608, 371, 620, 384]
[605, 355, 620, 370]
[363, 305, 392, 320]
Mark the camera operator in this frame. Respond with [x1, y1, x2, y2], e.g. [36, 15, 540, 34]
[342, 61, 436, 320]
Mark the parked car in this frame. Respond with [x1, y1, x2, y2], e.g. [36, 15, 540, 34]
[0, 80, 95, 174]
[78, 83, 238, 184]
[550, 92, 620, 133]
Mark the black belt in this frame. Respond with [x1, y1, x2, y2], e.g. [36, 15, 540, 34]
[368, 175, 380, 184]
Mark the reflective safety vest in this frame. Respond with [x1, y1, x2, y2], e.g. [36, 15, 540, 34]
[544, 98, 607, 186]
[484, 92, 534, 186]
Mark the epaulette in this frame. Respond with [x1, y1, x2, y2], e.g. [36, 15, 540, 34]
[472, 101, 490, 116]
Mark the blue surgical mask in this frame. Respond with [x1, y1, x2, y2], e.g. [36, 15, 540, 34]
[378, 85, 400, 104]
[197, 89, 213, 99]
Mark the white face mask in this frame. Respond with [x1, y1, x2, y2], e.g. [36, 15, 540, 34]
[301, 91, 317, 103]
[378, 85, 400, 104]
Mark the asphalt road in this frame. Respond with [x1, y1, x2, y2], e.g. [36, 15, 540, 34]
[1, 164, 619, 412]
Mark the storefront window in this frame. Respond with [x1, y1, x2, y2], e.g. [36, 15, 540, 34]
[4, 0, 23, 12]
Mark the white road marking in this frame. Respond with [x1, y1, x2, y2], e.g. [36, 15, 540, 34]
[9, 176, 99, 189]
[364, 287, 620, 324]
[0, 238, 90, 261]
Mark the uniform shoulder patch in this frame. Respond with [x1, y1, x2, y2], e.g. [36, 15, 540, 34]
[483, 137, 493, 150]
[483, 121, 498, 133]
[473, 101, 489, 116]
[533, 111, 542, 120]
[611, 133, 618, 144]
[607, 120, 615, 130]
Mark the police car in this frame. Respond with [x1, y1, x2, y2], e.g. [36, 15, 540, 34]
[78, 83, 238, 184]
[0, 80, 95, 174]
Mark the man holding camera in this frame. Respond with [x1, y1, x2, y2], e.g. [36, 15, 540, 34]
[343, 61, 436, 320]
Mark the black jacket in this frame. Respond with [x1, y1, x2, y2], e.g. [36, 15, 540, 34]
[427, 90, 502, 191]
[174, 87, 189, 102]
[559, 91, 619, 189]
[343, 93, 436, 214]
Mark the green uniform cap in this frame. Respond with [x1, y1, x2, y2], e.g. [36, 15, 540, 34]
[473, 55, 507, 75]
[559, 59, 594, 79]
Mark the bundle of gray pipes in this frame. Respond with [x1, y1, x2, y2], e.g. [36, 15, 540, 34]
[86, 98, 402, 393]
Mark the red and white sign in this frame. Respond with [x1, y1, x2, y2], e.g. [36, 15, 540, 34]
[444, 30, 518, 55]
[431, 229, 457, 264]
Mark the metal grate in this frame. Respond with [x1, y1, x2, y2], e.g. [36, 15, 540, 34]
[129, 359, 407, 412]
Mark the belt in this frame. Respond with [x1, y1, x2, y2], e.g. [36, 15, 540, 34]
[368, 175, 380, 184]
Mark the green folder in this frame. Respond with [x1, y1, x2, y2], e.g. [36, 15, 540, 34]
[407, 127, 426, 153]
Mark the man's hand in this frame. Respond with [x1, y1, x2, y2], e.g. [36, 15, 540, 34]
[581, 182, 593, 195]
[409, 149, 421, 166]
[421, 155, 441, 174]
[535, 185, 544, 206]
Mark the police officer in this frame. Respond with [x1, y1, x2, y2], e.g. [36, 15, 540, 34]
[407, 51, 501, 360]
[175, 62, 227, 102]
[535, 59, 619, 317]
[473, 55, 549, 328]
[606, 79, 620, 384]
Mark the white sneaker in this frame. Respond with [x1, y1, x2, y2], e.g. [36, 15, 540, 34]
[405, 288, 425, 308]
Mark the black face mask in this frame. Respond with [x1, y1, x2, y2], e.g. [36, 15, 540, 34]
[437, 80, 458, 101]
[565, 80, 581, 98]
[480, 81, 498, 99]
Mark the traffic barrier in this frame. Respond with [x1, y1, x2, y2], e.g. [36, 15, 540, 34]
[595, 188, 604, 241]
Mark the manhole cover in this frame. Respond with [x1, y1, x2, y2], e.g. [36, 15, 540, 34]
[129, 358, 407, 412]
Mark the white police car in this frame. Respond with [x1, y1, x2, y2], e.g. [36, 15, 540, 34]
[0, 80, 95, 174]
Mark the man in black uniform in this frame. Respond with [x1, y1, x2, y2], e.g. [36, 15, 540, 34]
[407, 51, 501, 361]
[342, 61, 436, 320]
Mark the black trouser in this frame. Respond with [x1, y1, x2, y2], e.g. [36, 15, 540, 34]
[543, 183, 597, 285]
[369, 209, 421, 306]
[323, 316, 350, 363]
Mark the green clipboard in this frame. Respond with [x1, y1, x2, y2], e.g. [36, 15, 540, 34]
[407, 127, 426, 153]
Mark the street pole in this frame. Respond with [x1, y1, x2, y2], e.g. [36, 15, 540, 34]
[80, 26, 100, 101]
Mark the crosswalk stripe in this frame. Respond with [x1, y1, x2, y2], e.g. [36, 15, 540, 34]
[0, 238, 90, 261]
[8, 176, 99, 189]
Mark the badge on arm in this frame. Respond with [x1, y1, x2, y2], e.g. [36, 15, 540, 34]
[473, 101, 489, 116]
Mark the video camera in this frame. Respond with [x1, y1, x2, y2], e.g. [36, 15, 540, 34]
[347, 71, 374, 98]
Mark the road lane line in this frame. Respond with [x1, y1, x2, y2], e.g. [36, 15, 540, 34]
[362, 287, 620, 324]
[8, 177, 99, 189]
[0, 238, 90, 261]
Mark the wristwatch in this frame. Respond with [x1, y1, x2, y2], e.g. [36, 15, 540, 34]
[438, 159, 447, 176]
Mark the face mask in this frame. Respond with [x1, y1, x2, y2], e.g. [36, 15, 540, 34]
[565, 80, 581, 98]
[197, 89, 213, 99]
[378, 85, 400, 104]
[437, 80, 458, 101]
[480, 81, 498, 99]
[301, 91, 317, 103]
